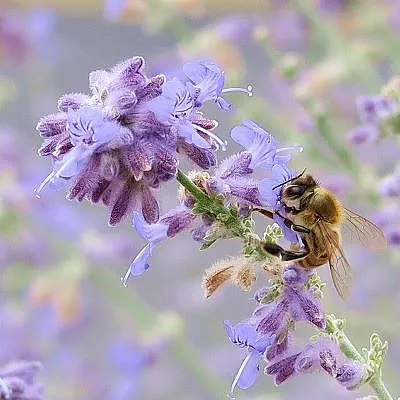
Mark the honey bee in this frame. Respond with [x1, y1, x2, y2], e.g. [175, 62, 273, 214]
[256, 171, 387, 299]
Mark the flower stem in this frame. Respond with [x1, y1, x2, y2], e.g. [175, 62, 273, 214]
[176, 169, 211, 205]
[325, 317, 394, 400]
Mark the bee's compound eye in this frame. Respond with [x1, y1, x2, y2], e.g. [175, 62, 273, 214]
[285, 185, 305, 198]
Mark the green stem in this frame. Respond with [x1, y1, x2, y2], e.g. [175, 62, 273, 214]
[90, 267, 226, 400]
[369, 376, 394, 400]
[176, 169, 211, 205]
[338, 332, 394, 400]
[325, 318, 394, 400]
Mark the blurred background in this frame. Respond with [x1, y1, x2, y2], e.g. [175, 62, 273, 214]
[0, 0, 400, 399]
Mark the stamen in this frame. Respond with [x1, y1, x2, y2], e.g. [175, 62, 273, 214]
[229, 352, 252, 399]
[192, 123, 227, 151]
[34, 155, 77, 198]
[276, 145, 303, 153]
[121, 267, 131, 288]
[0, 378, 11, 400]
[222, 85, 253, 97]
[34, 171, 56, 198]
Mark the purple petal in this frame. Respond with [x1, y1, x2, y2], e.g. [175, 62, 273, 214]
[124, 244, 152, 282]
[225, 321, 258, 348]
[265, 353, 301, 384]
[282, 265, 310, 287]
[216, 152, 252, 179]
[253, 333, 275, 353]
[132, 212, 168, 246]
[286, 287, 326, 329]
[336, 361, 364, 389]
[231, 120, 276, 169]
[236, 351, 261, 389]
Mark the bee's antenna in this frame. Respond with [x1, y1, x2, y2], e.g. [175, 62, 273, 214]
[272, 168, 307, 191]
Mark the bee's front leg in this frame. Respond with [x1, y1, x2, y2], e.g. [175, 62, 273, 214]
[263, 242, 309, 262]
[275, 211, 311, 234]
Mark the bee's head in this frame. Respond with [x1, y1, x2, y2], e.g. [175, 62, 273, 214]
[282, 174, 318, 200]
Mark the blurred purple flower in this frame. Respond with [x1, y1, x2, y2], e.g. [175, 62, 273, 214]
[104, 0, 127, 20]
[357, 95, 397, 123]
[107, 337, 165, 400]
[0, 360, 44, 400]
[213, 15, 257, 44]
[346, 124, 379, 145]
[267, 9, 309, 52]
[224, 320, 274, 398]
[0, 8, 56, 64]
[183, 60, 252, 111]
[379, 165, 400, 197]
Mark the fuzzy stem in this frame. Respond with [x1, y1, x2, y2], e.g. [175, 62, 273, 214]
[176, 169, 211, 205]
[338, 332, 394, 400]
[369, 376, 394, 400]
[325, 319, 394, 400]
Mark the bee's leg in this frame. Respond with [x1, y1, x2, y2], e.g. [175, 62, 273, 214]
[253, 208, 310, 234]
[263, 242, 309, 262]
[252, 208, 274, 219]
[275, 211, 310, 234]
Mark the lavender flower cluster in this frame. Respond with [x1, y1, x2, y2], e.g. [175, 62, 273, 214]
[225, 265, 364, 398]
[33, 51, 393, 400]
[36, 57, 251, 225]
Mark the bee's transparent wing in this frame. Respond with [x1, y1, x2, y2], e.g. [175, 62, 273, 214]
[342, 208, 387, 250]
[329, 246, 353, 300]
[318, 221, 353, 300]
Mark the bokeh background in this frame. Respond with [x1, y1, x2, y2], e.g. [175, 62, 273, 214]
[1, 0, 400, 399]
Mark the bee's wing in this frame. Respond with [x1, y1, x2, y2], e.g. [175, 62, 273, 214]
[329, 246, 353, 300]
[317, 221, 353, 300]
[341, 208, 387, 250]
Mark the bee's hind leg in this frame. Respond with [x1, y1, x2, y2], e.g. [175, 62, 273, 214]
[263, 242, 309, 262]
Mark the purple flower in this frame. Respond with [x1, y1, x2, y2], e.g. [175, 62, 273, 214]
[183, 61, 252, 111]
[206, 152, 262, 206]
[150, 78, 227, 150]
[346, 124, 379, 145]
[336, 360, 364, 389]
[0, 360, 44, 400]
[36, 57, 176, 225]
[35, 107, 120, 196]
[379, 166, 400, 197]
[258, 164, 300, 242]
[266, 336, 341, 384]
[224, 320, 274, 398]
[252, 265, 325, 365]
[357, 95, 398, 123]
[231, 120, 302, 170]
[204, 120, 302, 208]
[121, 208, 196, 285]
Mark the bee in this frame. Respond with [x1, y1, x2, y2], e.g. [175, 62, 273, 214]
[256, 171, 387, 299]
